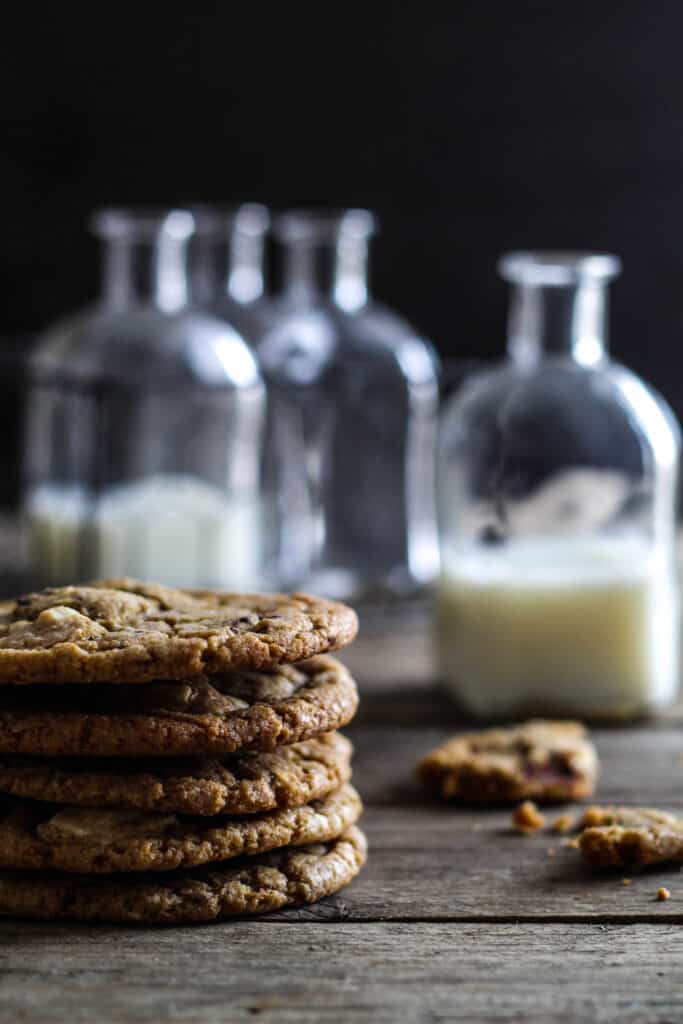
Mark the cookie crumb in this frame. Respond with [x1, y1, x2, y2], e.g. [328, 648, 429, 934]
[552, 813, 575, 834]
[622, 878, 632, 886]
[563, 837, 580, 849]
[546, 847, 556, 856]
[512, 800, 545, 832]
[657, 887, 671, 901]
[581, 806, 605, 828]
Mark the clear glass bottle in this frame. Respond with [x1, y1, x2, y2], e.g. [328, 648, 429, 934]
[438, 252, 680, 720]
[258, 209, 441, 601]
[24, 208, 277, 590]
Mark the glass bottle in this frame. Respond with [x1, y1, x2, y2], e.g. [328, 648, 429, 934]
[258, 209, 441, 601]
[24, 208, 276, 590]
[438, 252, 680, 720]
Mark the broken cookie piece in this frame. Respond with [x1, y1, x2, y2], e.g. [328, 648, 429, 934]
[417, 720, 597, 804]
[578, 806, 683, 867]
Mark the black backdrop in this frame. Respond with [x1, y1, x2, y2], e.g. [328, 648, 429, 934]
[2, 3, 683, 398]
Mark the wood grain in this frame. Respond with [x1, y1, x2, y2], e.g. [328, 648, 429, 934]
[0, 922, 682, 1023]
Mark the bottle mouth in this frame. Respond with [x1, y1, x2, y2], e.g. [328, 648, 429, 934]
[498, 251, 621, 286]
[274, 208, 377, 244]
[90, 208, 196, 242]
[190, 203, 270, 239]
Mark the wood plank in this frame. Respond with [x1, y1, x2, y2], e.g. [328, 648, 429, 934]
[329, 803, 683, 922]
[293, 719, 683, 923]
[0, 921, 681, 1023]
[352, 684, 683, 726]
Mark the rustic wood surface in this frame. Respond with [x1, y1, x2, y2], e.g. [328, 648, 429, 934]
[2, 624, 683, 1022]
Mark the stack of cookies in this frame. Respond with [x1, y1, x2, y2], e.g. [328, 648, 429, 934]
[0, 579, 365, 924]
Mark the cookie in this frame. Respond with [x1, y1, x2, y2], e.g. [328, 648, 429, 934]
[0, 656, 358, 757]
[417, 720, 597, 804]
[578, 806, 683, 867]
[0, 782, 361, 874]
[0, 826, 367, 924]
[0, 733, 353, 816]
[0, 580, 358, 684]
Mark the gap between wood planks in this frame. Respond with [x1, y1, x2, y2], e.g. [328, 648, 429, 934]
[260, 912, 683, 925]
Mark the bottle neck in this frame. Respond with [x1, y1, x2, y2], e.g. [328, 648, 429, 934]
[192, 206, 269, 307]
[506, 280, 610, 368]
[94, 210, 195, 315]
[227, 222, 266, 305]
[283, 237, 370, 312]
[278, 211, 375, 313]
[101, 234, 191, 314]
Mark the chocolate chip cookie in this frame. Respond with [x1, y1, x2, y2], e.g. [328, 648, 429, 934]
[0, 580, 358, 683]
[417, 720, 598, 804]
[578, 805, 683, 867]
[0, 825, 367, 923]
[0, 782, 361, 873]
[0, 733, 352, 815]
[0, 656, 358, 757]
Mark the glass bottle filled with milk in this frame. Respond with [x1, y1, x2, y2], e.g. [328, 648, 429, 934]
[24, 208, 279, 591]
[438, 252, 680, 719]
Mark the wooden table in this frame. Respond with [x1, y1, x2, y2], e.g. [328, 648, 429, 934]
[2, 628, 683, 1023]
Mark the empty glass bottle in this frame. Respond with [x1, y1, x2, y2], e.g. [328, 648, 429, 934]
[258, 209, 441, 601]
[438, 252, 680, 719]
[24, 208, 277, 589]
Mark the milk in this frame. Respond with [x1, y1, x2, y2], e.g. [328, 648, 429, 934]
[438, 537, 680, 719]
[26, 474, 262, 589]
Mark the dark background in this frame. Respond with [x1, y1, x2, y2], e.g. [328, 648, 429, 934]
[2, 3, 683, 397]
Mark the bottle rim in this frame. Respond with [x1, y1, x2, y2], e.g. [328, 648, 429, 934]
[498, 251, 621, 286]
[90, 208, 196, 242]
[273, 208, 377, 243]
[190, 203, 270, 239]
